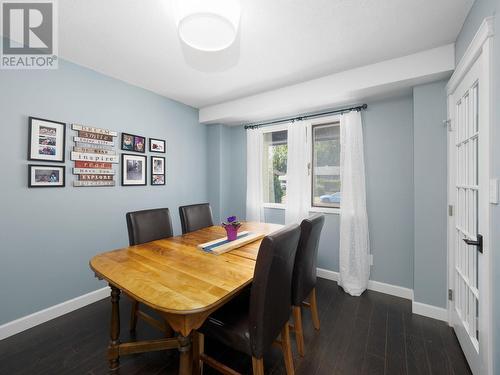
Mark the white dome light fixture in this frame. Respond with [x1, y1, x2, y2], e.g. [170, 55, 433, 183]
[174, 0, 241, 52]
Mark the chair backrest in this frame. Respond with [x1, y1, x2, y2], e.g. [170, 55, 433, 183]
[249, 224, 301, 358]
[291, 214, 325, 306]
[178, 203, 214, 234]
[126, 208, 173, 246]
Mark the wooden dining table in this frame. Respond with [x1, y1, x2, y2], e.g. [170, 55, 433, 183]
[89, 221, 282, 375]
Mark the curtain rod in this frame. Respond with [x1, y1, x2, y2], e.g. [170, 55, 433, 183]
[243, 103, 368, 130]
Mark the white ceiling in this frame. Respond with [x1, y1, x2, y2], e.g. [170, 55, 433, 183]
[56, 0, 473, 108]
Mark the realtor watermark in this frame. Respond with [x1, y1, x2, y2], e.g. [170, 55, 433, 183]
[1, 0, 58, 69]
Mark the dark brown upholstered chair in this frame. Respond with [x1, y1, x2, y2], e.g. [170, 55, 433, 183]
[125, 208, 174, 334]
[195, 224, 301, 375]
[291, 214, 325, 356]
[179, 203, 214, 234]
[126, 208, 174, 246]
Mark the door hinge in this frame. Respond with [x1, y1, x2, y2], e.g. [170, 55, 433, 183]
[448, 289, 453, 301]
[448, 205, 453, 216]
[443, 119, 452, 131]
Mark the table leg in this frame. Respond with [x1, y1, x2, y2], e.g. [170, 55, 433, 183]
[177, 334, 192, 375]
[107, 285, 121, 371]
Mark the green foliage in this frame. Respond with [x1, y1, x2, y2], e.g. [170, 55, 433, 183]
[270, 144, 287, 203]
[273, 144, 288, 173]
[273, 174, 283, 203]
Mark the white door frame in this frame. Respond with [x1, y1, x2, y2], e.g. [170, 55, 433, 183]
[446, 16, 494, 375]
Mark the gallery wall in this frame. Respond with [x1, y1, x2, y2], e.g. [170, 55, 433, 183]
[0, 47, 207, 324]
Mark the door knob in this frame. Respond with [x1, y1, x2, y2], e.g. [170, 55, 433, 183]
[463, 234, 483, 253]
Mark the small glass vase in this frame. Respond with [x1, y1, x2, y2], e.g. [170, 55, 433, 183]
[224, 225, 239, 241]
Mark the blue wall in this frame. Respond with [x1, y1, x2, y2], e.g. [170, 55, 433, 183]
[0, 57, 207, 324]
[455, 0, 498, 62]
[413, 80, 448, 308]
[364, 96, 415, 288]
[207, 124, 246, 223]
[456, 1, 500, 372]
[210, 95, 416, 290]
[207, 125, 222, 223]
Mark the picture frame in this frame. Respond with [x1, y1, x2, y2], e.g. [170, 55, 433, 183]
[149, 138, 166, 153]
[122, 154, 147, 186]
[28, 117, 66, 162]
[28, 164, 65, 188]
[121, 133, 145, 153]
[151, 156, 165, 185]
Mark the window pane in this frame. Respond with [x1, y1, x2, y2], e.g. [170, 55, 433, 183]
[262, 130, 288, 204]
[312, 123, 340, 208]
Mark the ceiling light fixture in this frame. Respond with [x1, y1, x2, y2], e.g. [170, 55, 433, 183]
[173, 0, 241, 52]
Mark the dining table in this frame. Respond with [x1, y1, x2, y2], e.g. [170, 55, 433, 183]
[89, 221, 283, 375]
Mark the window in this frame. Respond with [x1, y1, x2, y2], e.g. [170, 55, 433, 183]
[258, 119, 341, 212]
[311, 122, 341, 209]
[262, 129, 288, 205]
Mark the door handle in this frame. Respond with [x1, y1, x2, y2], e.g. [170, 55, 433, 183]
[463, 234, 483, 253]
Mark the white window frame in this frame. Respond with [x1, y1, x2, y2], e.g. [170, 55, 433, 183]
[261, 123, 289, 210]
[259, 117, 342, 215]
[307, 115, 341, 215]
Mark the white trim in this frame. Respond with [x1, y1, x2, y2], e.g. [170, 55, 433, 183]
[317, 268, 452, 322]
[309, 114, 341, 126]
[446, 16, 494, 375]
[368, 279, 414, 300]
[0, 287, 110, 341]
[412, 301, 448, 322]
[446, 17, 494, 94]
[316, 267, 339, 281]
[309, 206, 340, 215]
[0, 272, 452, 340]
[316, 268, 414, 300]
[260, 123, 289, 133]
[262, 203, 286, 210]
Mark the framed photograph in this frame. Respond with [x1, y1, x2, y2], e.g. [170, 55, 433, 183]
[28, 117, 66, 162]
[151, 156, 165, 174]
[149, 138, 166, 153]
[28, 164, 65, 188]
[151, 156, 165, 185]
[121, 133, 145, 153]
[122, 154, 147, 186]
[152, 174, 165, 186]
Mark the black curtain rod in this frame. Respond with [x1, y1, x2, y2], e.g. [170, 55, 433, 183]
[244, 103, 368, 130]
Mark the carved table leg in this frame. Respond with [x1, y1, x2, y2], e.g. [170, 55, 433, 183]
[107, 285, 121, 371]
[177, 334, 192, 375]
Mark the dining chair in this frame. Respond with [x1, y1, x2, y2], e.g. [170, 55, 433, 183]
[194, 224, 301, 375]
[125, 208, 174, 335]
[290, 214, 325, 356]
[178, 203, 214, 234]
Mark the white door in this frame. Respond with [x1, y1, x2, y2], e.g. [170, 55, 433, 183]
[447, 31, 492, 374]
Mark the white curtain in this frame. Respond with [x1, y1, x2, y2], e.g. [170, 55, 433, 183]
[338, 111, 370, 296]
[246, 129, 264, 222]
[285, 121, 310, 224]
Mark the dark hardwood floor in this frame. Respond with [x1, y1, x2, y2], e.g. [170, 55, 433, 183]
[0, 278, 471, 375]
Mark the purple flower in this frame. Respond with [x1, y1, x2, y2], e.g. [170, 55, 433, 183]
[227, 216, 237, 223]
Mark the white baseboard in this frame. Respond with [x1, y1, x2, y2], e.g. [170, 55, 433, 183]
[316, 267, 414, 300]
[0, 270, 449, 341]
[0, 287, 110, 341]
[412, 301, 448, 322]
[368, 279, 414, 300]
[317, 267, 448, 322]
[316, 267, 339, 281]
